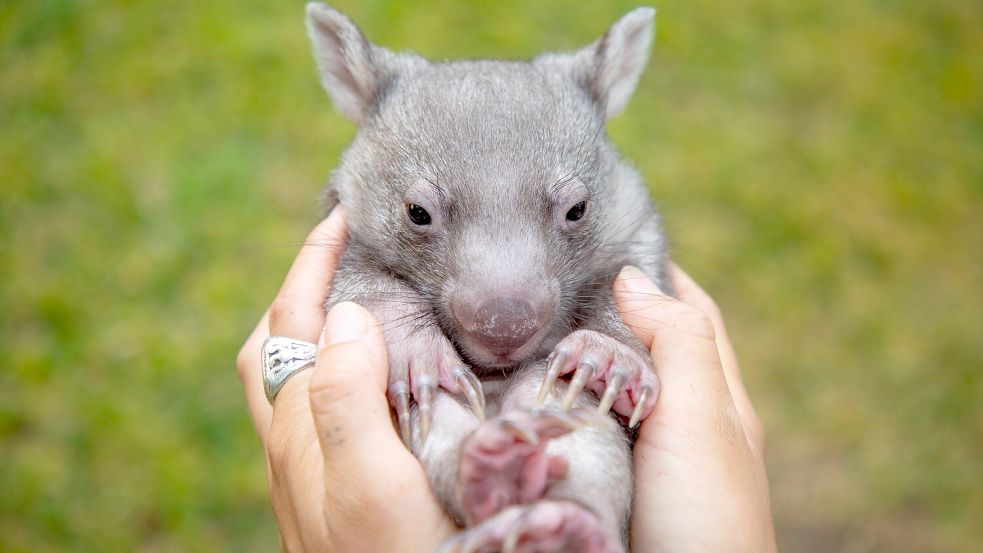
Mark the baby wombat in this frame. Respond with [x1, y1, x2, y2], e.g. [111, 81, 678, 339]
[306, 4, 671, 551]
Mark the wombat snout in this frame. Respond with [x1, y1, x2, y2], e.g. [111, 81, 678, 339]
[456, 296, 547, 355]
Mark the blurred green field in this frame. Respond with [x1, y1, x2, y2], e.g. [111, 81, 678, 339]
[1, 0, 981, 551]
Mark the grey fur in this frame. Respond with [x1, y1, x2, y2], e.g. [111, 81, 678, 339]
[306, 3, 670, 547]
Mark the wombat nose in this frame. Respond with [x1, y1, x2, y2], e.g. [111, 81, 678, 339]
[469, 297, 539, 354]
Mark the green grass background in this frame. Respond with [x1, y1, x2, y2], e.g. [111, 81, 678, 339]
[1, 0, 980, 551]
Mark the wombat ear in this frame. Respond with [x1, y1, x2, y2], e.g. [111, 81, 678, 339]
[305, 3, 411, 124]
[547, 7, 655, 119]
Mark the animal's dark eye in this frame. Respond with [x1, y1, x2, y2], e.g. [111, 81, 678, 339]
[565, 201, 587, 222]
[406, 203, 432, 226]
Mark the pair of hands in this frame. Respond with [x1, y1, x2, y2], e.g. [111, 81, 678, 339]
[236, 207, 776, 552]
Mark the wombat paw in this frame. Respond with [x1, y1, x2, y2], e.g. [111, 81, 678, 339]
[438, 499, 623, 553]
[458, 408, 596, 525]
[385, 328, 485, 445]
[537, 329, 659, 427]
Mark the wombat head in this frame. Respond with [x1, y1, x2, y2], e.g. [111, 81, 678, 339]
[307, 3, 656, 368]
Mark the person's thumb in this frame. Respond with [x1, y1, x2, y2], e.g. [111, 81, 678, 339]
[612, 266, 733, 417]
[308, 301, 402, 466]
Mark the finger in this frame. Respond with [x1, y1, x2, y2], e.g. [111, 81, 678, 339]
[310, 303, 455, 551]
[669, 262, 765, 455]
[613, 266, 734, 419]
[613, 265, 718, 347]
[308, 302, 411, 471]
[268, 206, 348, 343]
[246, 207, 347, 445]
[236, 310, 273, 445]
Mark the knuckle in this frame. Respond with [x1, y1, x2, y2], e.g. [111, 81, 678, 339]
[265, 446, 293, 489]
[682, 285, 716, 310]
[268, 296, 295, 330]
[265, 433, 289, 470]
[695, 295, 723, 321]
[715, 403, 748, 447]
[668, 302, 716, 340]
[235, 344, 253, 381]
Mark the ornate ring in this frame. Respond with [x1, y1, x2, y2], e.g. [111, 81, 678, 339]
[261, 336, 317, 404]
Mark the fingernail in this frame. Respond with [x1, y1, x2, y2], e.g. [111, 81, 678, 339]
[324, 301, 369, 345]
[619, 265, 663, 294]
[325, 203, 346, 222]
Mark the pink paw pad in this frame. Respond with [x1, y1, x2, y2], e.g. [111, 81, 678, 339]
[459, 408, 596, 525]
[440, 500, 623, 553]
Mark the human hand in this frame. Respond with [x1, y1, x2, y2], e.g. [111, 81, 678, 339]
[614, 263, 775, 552]
[235, 207, 455, 552]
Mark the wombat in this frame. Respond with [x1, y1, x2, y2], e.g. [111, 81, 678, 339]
[306, 3, 672, 551]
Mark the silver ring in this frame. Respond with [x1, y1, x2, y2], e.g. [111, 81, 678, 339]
[262, 336, 317, 404]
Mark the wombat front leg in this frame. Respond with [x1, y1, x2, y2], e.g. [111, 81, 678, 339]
[326, 266, 485, 443]
[537, 305, 659, 427]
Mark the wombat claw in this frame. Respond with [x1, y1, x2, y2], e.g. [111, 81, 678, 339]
[536, 331, 659, 428]
[390, 380, 412, 445]
[628, 384, 654, 428]
[390, 368, 486, 447]
[415, 381, 435, 442]
[536, 350, 566, 405]
[455, 368, 486, 422]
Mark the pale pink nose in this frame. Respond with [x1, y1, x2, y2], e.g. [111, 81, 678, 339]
[469, 297, 539, 354]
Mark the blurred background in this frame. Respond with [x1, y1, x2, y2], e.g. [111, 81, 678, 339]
[1, 0, 980, 551]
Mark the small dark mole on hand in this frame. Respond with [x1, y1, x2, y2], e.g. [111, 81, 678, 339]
[323, 426, 346, 447]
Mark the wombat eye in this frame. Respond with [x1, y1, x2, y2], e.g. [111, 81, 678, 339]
[565, 201, 587, 222]
[406, 203, 432, 226]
